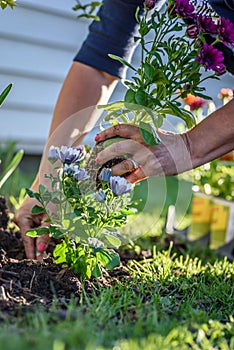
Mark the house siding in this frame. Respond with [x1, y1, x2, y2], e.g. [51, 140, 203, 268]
[0, 0, 89, 153]
[0, 0, 233, 154]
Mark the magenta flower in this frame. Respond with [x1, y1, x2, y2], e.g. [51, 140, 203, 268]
[170, 0, 195, 19]
[144, 0, 156, 9]
[196, 43, 226, 74]
[186, 24, 199, 38]
[217, 17, 234, 47]
[198, 15, 217, 34]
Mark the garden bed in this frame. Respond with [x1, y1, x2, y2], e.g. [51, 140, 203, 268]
[0, 196, 152, 320]
[1, 197, 234, 349]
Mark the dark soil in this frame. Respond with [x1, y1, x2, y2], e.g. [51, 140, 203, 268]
[0, 196, 148, 321]
[0, 196, 199, 321]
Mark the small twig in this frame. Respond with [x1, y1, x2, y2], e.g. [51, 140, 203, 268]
[0, 286, 8, 300]
[0, 269, 19, 277]
[29, 271, 36, 291]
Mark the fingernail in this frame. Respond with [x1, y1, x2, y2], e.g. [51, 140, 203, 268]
[37, 242, 47, 253]
[95, 134, 100, 141]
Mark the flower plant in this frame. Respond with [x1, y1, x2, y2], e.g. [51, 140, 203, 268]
[26, 0, 234, 279]
[26, 145, 136, 279]
[102, 0, 234, 146]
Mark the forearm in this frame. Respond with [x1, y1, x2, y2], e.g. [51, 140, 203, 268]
[186, 99, 234, 168]
[49, 61, 118, 136]
[32, 62, 118, 190]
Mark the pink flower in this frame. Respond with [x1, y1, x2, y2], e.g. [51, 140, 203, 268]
[181, 93, 206, 111]
[198, 15, 217, 34]
[170, 0, 195, 19]
[144, 0, 156, 9]
[186, 24, 199, 38]
[217, 17, 234, 47]
[196, 43, 226, 74]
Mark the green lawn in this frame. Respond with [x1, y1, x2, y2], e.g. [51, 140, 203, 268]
[0, 160, 233, 350]
[1, 240, 233, 350]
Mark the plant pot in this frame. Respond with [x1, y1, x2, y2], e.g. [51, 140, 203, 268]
[187, 192, 212, 242]
[209, 197, 234, 250]
[86, 138, 129, 190]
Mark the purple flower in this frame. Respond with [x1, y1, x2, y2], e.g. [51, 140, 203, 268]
[186, 24, 199, 38]
[196, 43, 226, 74]
[93, 189, 106, 202]
[144, 0, 156, 9]
[47, 146, 59, 163]
[63, 163, 80, 176]
[99, 168, 112, 182]
[110, 176, 132, 196]
[74, 168, 89, 181]
[170, 0, 195, 19]
[217, 17, 234, 46]
[57, 145, 85, 164]
[198, 15, 217, 34]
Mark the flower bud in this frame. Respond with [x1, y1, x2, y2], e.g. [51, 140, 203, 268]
[144, 0, 156, 9]
[186, 24, 199, 38]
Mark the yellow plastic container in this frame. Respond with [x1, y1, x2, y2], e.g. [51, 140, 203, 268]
[209, 198, 234, 249]
[187, 192, 213, 241]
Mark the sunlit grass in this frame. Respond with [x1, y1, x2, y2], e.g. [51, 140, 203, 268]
[1, 242, 233, 350]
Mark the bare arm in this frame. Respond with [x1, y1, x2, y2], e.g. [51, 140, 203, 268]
[186, 98, 234, 168]
[14, 61, 118, 259]
[49, 61, 118, 135]
[95, 99, 234, 182]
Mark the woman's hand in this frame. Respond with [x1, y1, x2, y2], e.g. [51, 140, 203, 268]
[14, 183, 51, 261]
[95, 124, 193, 183]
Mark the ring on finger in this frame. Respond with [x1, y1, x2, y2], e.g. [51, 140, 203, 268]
[130, 159, 139, 170]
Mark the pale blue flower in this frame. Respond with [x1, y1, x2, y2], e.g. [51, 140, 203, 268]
[93, 189, 106, 202]
[110, 176, 132, 196]
[63, 163, 80, 176]
[99, 167, 112, 182]
[88, 237, 104, 248]
[47, 146, 59, 163]
[57, 145, 85, 164]
[74, 168, 89, 181]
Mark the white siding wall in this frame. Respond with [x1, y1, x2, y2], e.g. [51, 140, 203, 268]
[0, 1, 233, 154]
[0, 0, 90, 153]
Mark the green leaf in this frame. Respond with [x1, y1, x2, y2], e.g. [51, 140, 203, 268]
[193, 92, 212, 100]
[124, 89, 136, 104]
[135, 89, 149, 107]
[53, 241, 68, 263]
[26, 188, 36, 198]
[152, 69, 169, 84]
[97, 249, 120, 270]
[0, 83, 12, 106]
[166, 101, 196, 129]
[108, 54, 137, 72]
[98, 101, 125, 112]
[26, 226, 50, 237]
[39, 184, 48, 195]
[49, 225, 66, 239]
[31, 205, 46, 215]
[104, 234, 121, 248]
[92, 263, 102, 277]
[144, 62, 155, 81]
[139, 121, 161, 146]
[0, 149, 24, 189]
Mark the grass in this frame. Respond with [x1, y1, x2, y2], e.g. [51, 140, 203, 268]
[0, 143, 233, 349]
[0, 242, 233, 350]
